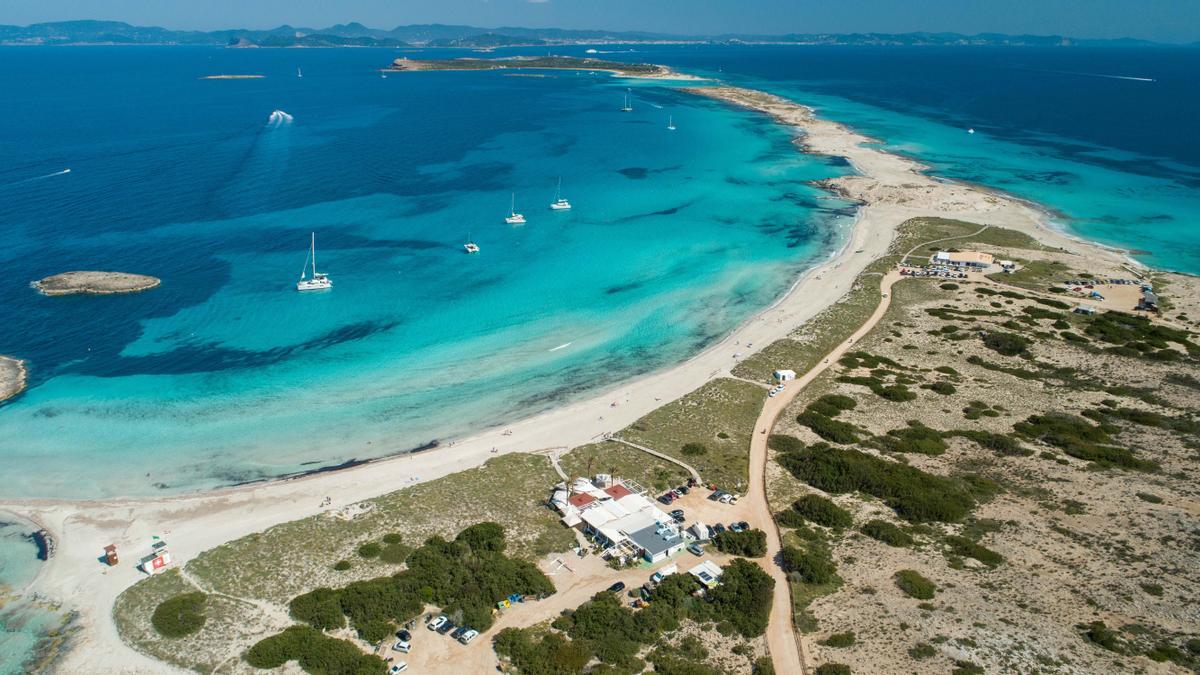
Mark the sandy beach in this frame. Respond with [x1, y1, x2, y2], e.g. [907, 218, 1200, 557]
[0, 81, 1135, 672]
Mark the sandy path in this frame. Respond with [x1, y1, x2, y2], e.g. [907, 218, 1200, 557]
[0, 81, 1136, 673]
[744, 270, 900, 674]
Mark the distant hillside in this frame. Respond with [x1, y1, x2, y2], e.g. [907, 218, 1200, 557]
[0, 19, 1177, 48]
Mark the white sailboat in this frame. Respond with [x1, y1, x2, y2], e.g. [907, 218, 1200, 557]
[297, 67, 302, 78]
[296, 233, 332, 291]
[549, 177, 571, 210]
[667, 115, 676, 131]
[464, 232, 480, 254]
[505, 193, 526, 224]
[621, 90, 633, 112]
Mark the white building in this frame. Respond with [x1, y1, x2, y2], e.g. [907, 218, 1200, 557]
[931, 250, 995, 270]
[688, 560, 724, 588]
[551, 476, 684, 563]
[773, 369, 796, 382]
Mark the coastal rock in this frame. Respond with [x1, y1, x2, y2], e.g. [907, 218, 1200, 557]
[0, 355, 27, 403]
[32, 271, 160, 296]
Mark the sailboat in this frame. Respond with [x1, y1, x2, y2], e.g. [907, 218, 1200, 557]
[549, 177, 571, 210]
[667, 115, 676, 131]
[297, 67, 302, 79]
[621, 90, 633, 112]
[464, 232, 480, 254]
[296, 233, 332, 291]
[505, 193, 526, 224]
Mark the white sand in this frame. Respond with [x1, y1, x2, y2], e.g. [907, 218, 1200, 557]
[0, 84, 1132, 673]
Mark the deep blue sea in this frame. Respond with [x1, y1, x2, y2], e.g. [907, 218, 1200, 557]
[1, 42, 1198, 674]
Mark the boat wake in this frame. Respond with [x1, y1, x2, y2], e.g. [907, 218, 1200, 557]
[548, 342, 573, 352]
[267, 109, 294, 127]
[1023, 68, 1156, 83]
[0, 168, 70, 188]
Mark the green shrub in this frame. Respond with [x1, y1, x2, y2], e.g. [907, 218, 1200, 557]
[792, 494, 853, 529]
[894, 570, 937, 600]
[289, 588, 345, 630]
[934, 366, 959, 375]
[151, 592, 207, 638]
[806, 394, 857, 418]
[357, 542, 382, 558]
[245, 625, 387, 673]
[982, 331, 1029, 356]
[752, 655, 776, 674]
[332, 560, 351, 571]
[775, 509, 809, 529]
[908, 642, 936, 659]
[872, 421, 948, 456]
[1140, 583, 1164, 597]
[953, 661, 985, 675]
[860, 520, 913, 547]
[775, 441, 976, 523]
[821, 631, 856, 648]
[382, 532, 403, 545]
[814, 664, 850, 675]
[1079, 621, 1122, 652]
[924, 381, 956, 395]
[947, 430, 1030, 457]
[379, 543, 411, 564]
[681, 442, 709, 457]
[1136, 492, 1164, 504]
[781, 544, 837, 585]
[713, 529, 768, 557]
[943, 535, 1004, 567]
[704, 559, 775, 638]
[1014, 413, 1157, 471]
[797, 411, 863, 444]
[940, 282, 960, 290]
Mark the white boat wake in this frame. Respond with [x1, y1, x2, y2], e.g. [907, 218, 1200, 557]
[548, 342, 573, 352]
[267, 109, 294, 126]
[1025, 68, 1156, 83]
[0, 168, 70, 188]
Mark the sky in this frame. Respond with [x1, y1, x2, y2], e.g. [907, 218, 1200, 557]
[1, 0, 1197, 43]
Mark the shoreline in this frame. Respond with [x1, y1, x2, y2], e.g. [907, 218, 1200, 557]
[0, 75, 1145, 673]
[0, 356, 28, 404]
[31, 271, 161, 297]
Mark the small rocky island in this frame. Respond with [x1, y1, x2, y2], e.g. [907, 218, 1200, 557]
[33, 271, 161, 296]
[0, 356, 27, 403]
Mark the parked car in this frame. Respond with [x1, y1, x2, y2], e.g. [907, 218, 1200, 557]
[458, 629, 479, 645]
[608, 581, 626, 593]
[719, 494, 734, 504]
[708, 490, 724, 501]
[658, 494, 673, 505]
[393, 639, 411, 653]
[395, 629, 412, 642]
[427, 616, 448, 631]
[687, 543, 704, 556]
[737, 521, 750, 531]
[687, 477, 698, 487]
[729, 522, 745, 532]
[437, 619, 457, 635]
[711, 523, 726, 535]
[670, 508, 684, 518]
[389, 663, 408, 674]
[672, 513, 686, 524]
[451, 626, 468, 640]
[677, 485, 689, 495]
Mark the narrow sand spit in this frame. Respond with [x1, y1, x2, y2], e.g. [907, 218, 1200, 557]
[0, 83, 1134, 672]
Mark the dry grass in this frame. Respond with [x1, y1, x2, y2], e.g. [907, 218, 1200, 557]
[560, 441, 691, 492]
[619, 378, 765, 492]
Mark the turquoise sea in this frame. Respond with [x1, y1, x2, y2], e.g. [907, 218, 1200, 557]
[1, 43, 1199, 674]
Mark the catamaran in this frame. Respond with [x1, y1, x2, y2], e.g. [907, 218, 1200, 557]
[550, 177, 571, 210]
[505, 193, 526, 224]
[621, 90, 633, 112]
[464, 232, 480, 253]
[296, 233, 331, 291]
[667, 115, 676, 131]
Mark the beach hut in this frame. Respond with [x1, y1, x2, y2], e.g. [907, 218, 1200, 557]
[773, 369, 796, 382]
[103, 544, 119, 567]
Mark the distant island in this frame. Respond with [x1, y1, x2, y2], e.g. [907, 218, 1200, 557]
[0, 356, 27, 403]
[387, 55, 673, 77]
[0, 20, 1185, 48]
[32, 271, 161, 296]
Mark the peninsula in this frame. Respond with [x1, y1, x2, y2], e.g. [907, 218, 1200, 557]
[32, 271, 161, 296]
[387, 55, 687, 78]
[0, 356, 26, 403]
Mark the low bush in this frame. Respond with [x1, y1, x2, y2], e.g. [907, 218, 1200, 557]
[821, 631, 856, 648]
[872, 421, 948, 456]
[797, 411, 863, 444]
[792, 494, 853, 529]
[947, 429, 1031, 457]
[982, 331, 1030, 356]
[1014, 413, 1157, 471]
[1140, 583, 1164, 597]
[151, 592, 207, 638]
[357, 542, 382, 558]
[713, 529, 768, 557]
[814, 663, 850, 675]
[681, 442, 709, 457]
[781, 544, 837, 585]
[940, 282, 960, 290]
[894, 570, 937, 600]
[909, 642, 937, 659]
[943, 535, 1004, 567]
[245, 625, 386, 673]
[1078, 620, 1122, 652]
[332, 560, 351, 571]
[923, 381, 956, 395]
[806, 394, 858, 418]
[860, 520, 914, 547]
[1136, 492, 1164, 504]
[289, 587, 345, 630]
[776, 441, 976, 523]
